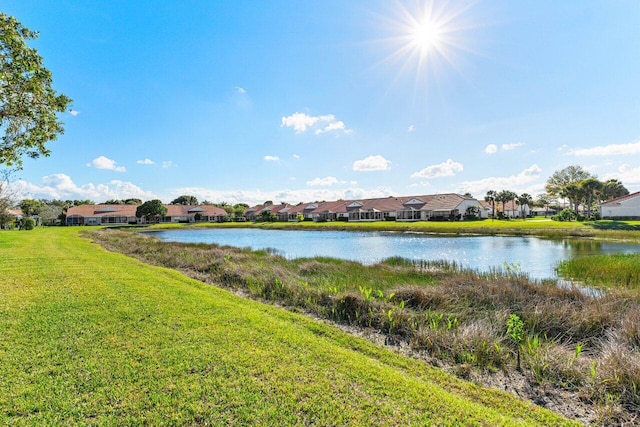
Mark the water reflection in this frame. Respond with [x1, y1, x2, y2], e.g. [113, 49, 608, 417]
[151, 228, 640, 281]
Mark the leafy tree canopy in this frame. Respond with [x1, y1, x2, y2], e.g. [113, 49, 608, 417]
[135, 199, 167, 220]
[545, 165, 593, 198]
[170, 195, 198, 205]
[19, 198, 45, 216]
[0, 14, 71, 168]
[104, 198, 142, 205]
[602, 179, 629, 201]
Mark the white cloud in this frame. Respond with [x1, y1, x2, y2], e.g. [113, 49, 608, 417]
[86, 156, 126, 172]
[292, 154, 300, 159]
[485, 142, 524, 154]
[502, 142, 524, 151]
[264, 155, 280, 162]
[12, 174, 156, 202]
[281, 112, 352, 135]
[604, 164, 640, 185]
[162, 161, 176, 168]
[136, 158, 155, 165]
[456, 164, 543, 195]
[315, 120, 352, 135]
[353, 155, 391, 172]
[170, 186, 394, 206]
[281, 113, 319, 133]
[411, 159, 463, 179]
[408, 125, 415, 133]
[69, 110, 79, 116]
[234, 86, 246, 94]
[306, 176, 344, 187]
[557, 144, 569, 152]
[568, 140, 640, 156]
[484, 144, 498, 154]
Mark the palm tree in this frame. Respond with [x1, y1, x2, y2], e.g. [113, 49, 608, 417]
[601, 179, 629, 201]
[516, 193, 533, 219]
[484, 190, 497, 219]
[560, 183, 583, 214]
[535, 194, 550, 217]
[579, 178, 603, 219]
[497, 190, 517, 218]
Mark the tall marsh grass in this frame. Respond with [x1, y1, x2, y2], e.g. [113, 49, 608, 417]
[557, 253, 640, 288]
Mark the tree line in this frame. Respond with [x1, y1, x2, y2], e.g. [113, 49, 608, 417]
[484, 165, 629, 221]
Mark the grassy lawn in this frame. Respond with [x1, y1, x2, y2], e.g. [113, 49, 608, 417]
[0, 227, 576, 425]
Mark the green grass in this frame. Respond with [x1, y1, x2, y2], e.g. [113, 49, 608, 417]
[149, 218, 640, 242]
[557, 253, 640, 289]
[0, 228, 575, 425]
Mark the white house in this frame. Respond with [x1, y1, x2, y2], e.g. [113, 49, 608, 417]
[600, 191, 640, 219]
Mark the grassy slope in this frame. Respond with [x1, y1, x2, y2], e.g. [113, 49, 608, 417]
[0, 228, 576, 425]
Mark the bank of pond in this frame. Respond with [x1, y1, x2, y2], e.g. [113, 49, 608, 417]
[90, 228, 640, 424]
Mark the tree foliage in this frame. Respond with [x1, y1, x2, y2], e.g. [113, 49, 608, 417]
[545, 165, 593, 212]
[135, 199, 167, 222]
[484, 190, 497, 219]
[0, 170, 13, 226]
[0, 14, 71, 168]
[602, 179, 629, 201]
[104, 198, 142, 205]
[170, 195, 198, 205]
[19, 198, 45, 216]
[579, 178, 603, 219]
[516, 193, 533, 218]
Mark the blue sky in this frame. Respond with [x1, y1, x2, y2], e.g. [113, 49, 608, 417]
[4, 1, 640, 204]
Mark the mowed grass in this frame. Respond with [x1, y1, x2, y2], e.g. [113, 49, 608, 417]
[0, 228, 575, 425]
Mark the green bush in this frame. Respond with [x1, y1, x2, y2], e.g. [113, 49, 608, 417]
[552, 208, 577, 222]
[22, 217, 36, 230]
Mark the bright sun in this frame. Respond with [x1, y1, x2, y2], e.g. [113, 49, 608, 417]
[411, 21, 442, 53]
[372, 0, 481, 93]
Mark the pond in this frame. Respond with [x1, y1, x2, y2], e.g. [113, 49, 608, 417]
[151, 228, 640, 280]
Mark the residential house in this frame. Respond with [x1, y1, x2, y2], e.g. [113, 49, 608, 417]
[66, 204, 226, 225]
[244, 203, 291, 221]
[530, 206, 557, 217]
[396, 194, 482, 221]
[347, 197, 404, 222]
[66, 204, 139, 226]
[312, 200, 349, 222]
[161, 205, 227, 223]
[478, 200, 493, 219]
[498, 200, 531, 219]
[600, 191, 640, 219]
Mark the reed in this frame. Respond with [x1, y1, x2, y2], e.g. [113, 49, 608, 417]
[557, 253, 640, 288]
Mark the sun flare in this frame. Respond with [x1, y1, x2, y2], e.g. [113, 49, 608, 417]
[372, 0, 482, 97]
[411, 21, 442, 54]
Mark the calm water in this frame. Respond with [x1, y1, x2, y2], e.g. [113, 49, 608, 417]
[152, 228, 640, 280]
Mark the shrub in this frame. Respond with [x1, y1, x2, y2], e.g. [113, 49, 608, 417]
[22, 217, 36, 230]
[552, 208, 577, 222]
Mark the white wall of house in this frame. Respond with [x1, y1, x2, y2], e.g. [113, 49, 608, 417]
[600, 194, 640, 218]
[457, 199, 484, 219]
[504, 205, 531, 218]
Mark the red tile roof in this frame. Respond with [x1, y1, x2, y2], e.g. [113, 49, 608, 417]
[66, 204, 138, 218]
[66, 204, 226, 218]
